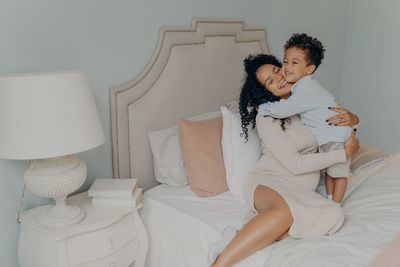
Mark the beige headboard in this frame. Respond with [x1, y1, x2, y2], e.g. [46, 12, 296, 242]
[110, 19, 269, 190]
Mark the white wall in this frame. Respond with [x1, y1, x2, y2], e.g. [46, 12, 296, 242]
[339, 0, 400, 153]
[0, 1, 348, 266]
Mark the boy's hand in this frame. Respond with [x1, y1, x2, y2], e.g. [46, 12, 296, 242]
[327, 107, 359, 127]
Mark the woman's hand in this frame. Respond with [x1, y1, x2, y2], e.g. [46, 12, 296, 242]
[327, 107, 359, 127]
[344, 130, 360, 159]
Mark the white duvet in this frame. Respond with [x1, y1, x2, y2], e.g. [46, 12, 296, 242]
[141, 154, 400, 267]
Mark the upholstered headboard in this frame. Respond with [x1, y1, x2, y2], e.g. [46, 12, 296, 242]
[110, 19, 269, 190]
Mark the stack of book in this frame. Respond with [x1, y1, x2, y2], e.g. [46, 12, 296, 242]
[88, 178, 143, 207]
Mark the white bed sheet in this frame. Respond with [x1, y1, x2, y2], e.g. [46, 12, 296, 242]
[141, 154, 400, 267]
[140, 185, 271, 267]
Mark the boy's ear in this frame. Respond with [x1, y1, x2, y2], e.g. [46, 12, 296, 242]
[306, 64, 316, 74]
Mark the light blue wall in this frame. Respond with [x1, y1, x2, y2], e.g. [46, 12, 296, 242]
[0, 1, 348, 266]
[339, 0, 400, 153]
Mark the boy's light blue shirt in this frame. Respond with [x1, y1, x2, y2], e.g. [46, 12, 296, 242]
[258, 75, 352, 146]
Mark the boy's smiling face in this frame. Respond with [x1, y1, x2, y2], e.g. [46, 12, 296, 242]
[282, 47, 316, 83]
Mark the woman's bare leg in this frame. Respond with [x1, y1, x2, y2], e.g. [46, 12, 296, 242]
[211, 185, 293, 267]
[277, 230, 289, 241]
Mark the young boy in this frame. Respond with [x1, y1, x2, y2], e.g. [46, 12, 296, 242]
[258, 33, 353, 203]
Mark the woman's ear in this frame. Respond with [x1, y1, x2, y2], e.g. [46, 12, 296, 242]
[306, 64, 316, 74]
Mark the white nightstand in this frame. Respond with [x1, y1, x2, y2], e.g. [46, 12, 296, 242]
[18, 192, 148, 267]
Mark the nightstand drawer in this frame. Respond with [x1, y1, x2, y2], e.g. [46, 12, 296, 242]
[67, 214, 138, 266]
[76, 238, 139, 267]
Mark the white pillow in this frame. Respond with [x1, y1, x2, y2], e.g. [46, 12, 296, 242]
[148, 124, 186, 186]
[225, 99, 240, 113]
[148, 111, 220, 185]
[221, 106, 262, 200]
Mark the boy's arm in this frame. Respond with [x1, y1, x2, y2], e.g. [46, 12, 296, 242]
[258, 91, 314, 118]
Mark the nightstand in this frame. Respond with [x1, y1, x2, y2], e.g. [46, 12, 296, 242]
[18, 192, 148, 267]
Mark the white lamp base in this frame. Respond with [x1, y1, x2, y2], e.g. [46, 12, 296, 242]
[24, 155, 87, 227]
[39, 202, 85, 227]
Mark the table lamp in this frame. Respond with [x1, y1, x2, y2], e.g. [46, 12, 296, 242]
[0, 71, 105, 227]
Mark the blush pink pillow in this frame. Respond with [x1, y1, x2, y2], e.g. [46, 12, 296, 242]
[179, 116, 228, 197]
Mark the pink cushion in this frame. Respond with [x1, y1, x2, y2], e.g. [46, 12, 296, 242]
[179, 116, 227, 197]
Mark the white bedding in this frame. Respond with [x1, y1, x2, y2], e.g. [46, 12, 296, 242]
[141, 154, 400, 267]
[141, 185, 271, 267]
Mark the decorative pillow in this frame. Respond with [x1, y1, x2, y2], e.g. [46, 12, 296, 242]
[221, 106, 262, 200]
[341, 144, 390, 201]
[148, 111, 220, 185]
[179, 116, 228, 197]
[350, 142, 389, 174]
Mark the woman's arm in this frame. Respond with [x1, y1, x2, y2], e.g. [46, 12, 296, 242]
[326, 106, 359, 127]
[256, 116, 359, 175]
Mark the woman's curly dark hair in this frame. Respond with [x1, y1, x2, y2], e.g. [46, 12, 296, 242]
[239, 54, 285, 141]
[284, 33, 325, 69]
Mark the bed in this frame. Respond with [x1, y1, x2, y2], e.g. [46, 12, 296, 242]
[110, 20, 400, 266]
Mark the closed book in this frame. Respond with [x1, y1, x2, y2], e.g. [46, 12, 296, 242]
[92, 188, 143, 207]
[88, 178, 138, 199]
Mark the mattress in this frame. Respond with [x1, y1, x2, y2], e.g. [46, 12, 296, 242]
[141, 155, 400, 267]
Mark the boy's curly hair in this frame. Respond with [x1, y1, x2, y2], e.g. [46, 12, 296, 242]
[284, 33, 325, 69]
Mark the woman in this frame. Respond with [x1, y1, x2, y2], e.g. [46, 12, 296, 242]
[210, 54, 360, 267]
